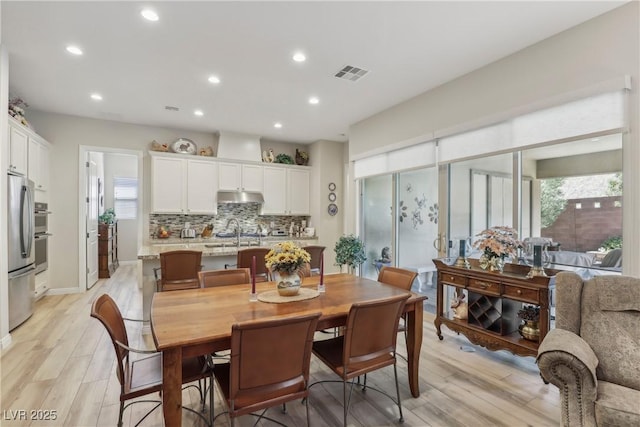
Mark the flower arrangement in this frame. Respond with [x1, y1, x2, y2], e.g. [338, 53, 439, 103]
[265, 241, 311, 274]
[518, 305, 540, 322]
[8, 97, 30, 127]
[473, 226, 523, 271]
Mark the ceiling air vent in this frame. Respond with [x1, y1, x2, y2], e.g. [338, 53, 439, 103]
[334, 65, 369, 82]
[165, 105, 179, 111]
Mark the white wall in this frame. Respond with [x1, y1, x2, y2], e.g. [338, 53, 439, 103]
[348, 2, 640, 275]
[0, 45, 11, 348]
[103, 152, 138, 262]
[25, 111, 216, 291]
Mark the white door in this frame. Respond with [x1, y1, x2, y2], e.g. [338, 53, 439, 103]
[86, 153, 99, 289]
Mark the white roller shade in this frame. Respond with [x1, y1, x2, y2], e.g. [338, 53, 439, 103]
[354, 141, 436, 179]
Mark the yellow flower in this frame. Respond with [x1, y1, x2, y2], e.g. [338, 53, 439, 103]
[264, 241, 310, 274]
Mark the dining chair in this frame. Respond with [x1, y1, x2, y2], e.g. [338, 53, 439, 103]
[199, 268, 251, 288]
[310, 293, 411, 426]
[377, 266, 418, 359]
[90, 294, 214, 427]
[302, 245, 326, 275]
[154, 250, 202, 292]
[212, 312, 321, 427]
[236, 248, 270, 282]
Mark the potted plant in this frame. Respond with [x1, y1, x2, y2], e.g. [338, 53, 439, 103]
[265, 241, 311, 296]
[517, 305, 540, 341]
[334, 234, 366, 274]
[98, 208, 116, 224]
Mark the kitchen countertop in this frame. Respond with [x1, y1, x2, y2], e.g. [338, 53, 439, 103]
[138, 236, 318, 260]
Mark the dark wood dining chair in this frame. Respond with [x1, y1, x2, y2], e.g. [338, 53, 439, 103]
[377, 266, 418, 356]
[154, 250, 202, 292]
[212, 312, 321, 427]
[236, 248, 270, 282]
[199, 268, 251, 288]
[90, 294, 214, 427]
[310, 293, 410, 426]
[302, 245, 326, 275]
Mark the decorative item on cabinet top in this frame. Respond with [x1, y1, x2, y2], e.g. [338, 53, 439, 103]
[171, 138, 197, 155]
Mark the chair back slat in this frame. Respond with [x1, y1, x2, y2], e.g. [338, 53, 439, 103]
[90, 294, 129, 386]
[158, 250, 202, 291]
[237, 248, 270, 281]
[199, 268, 251, 288]
[377, 266, 417, 291]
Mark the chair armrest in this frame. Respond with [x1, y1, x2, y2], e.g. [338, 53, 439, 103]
[115, 340, 157, 355]
[537, 329, 599, 425]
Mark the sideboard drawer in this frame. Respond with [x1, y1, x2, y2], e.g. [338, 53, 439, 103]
[503, 284, 539, 304]
[440, 272, 467, 287]
[468, 278, 500, 296]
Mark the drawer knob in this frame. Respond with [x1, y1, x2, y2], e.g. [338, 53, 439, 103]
[516, 289, 522, 295]
[449, 276, 454, 281]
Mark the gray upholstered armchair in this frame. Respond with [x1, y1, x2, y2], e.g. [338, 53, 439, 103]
[537, 272, 640, 426]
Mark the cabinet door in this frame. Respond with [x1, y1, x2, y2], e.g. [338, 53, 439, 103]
[186, 160, 218, 214]
[39, 143, 50, 192]
[151, 157, 185, 213]
[9, 125, 29, 175]
[287, 169, 310, 215]
[263, 167, 287, 214]
[241, 164, 264, 192]
[28, 138, 41, 187]
[218, 162, 242, 191]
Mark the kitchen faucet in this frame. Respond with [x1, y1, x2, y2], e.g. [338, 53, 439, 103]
[226, 218, 241, 248]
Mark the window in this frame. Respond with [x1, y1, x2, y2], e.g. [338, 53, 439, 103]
[113, 177, 138, 219]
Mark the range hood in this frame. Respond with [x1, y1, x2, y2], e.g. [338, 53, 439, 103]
[217, 190, 264, 204]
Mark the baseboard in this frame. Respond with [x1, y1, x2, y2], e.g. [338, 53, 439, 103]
[46, 287, 83, 296]
[1, 333, 12, 350]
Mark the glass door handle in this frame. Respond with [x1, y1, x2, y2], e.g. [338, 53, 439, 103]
[433, 234, 446, 252]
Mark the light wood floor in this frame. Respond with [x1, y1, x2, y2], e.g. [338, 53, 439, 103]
[1, 265, 560, 426]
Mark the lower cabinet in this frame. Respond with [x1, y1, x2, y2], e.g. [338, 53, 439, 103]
[99, 223, 118, 278]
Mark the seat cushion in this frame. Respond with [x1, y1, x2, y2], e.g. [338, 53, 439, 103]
[595, 381, 640, 426]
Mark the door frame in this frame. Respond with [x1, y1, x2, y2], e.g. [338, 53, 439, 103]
[77, 145, 143, 291]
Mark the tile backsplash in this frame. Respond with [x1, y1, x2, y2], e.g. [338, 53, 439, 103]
[149, 204, 310, 239]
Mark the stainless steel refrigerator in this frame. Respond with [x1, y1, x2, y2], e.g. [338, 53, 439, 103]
[7, 173, 35, 331]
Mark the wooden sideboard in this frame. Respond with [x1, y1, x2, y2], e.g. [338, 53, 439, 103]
[99, 222, 119, 278]
[434, 258, 557, 357]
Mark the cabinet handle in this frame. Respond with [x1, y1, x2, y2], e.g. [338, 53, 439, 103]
[475, 281, 492, 289]
[516, 289, 522, 295]
[449, 276, 455, 281]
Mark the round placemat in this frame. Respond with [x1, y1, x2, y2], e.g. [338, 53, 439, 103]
[258, 287, 320, 304]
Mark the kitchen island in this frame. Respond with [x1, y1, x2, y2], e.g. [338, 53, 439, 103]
[137, 236, 318, 332]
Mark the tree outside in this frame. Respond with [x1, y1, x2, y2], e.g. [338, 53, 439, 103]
[540, 178, 567, 228]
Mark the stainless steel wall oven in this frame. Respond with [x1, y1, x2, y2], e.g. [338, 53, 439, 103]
[34, 202, 51, 274]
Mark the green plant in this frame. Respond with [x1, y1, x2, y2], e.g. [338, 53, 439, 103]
[540, 178, 567, 228]
[600, 235, 622, 251]
[99, 208, 116, 224]
[274, 153, 294, 164]
[334, 234, 367, 272]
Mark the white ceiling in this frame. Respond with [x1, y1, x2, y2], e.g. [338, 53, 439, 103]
[2, 1, 627, 144]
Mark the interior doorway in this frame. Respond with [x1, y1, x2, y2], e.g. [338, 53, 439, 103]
[79, 146, 143, 291]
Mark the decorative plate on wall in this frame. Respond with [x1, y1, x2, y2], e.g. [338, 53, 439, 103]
[171, 138, 197, 155]
[328, 203, 338, 216]
[328, 182, 336, 191]
[328, 192, 336, 202]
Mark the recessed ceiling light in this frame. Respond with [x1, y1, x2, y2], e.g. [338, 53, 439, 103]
[90, 93, 103, 101]
[194, 110, 204, 117]
[66, 45, 83, 55]
[293, 52, 306, 62]
[208, 75, 221, 84]
[274, 122, 283, 129]
[308, 96, 319, 105]
[141, 9, 159, 21]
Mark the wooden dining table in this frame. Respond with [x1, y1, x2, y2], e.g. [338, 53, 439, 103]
[151, 273, 427, 426]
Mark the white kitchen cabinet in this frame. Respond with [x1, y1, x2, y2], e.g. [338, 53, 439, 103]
[218, 162, 263, 192]
[263, 166, 310, 215]
[151, 154, 218, 214]
[8, 120, 28, 176]
[28, 136, 50, 192]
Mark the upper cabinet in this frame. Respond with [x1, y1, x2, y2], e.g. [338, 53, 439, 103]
[263, 166, 310, 215]
[218, 162, 263, 192]
[28, 135, 50, 192]
[8, 119, 29, 176]
[150, 153, 218, 214]
[9, 117, 51, 197]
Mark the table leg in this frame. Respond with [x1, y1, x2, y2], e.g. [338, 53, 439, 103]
[162, 348, 183, 426]
[405, 300, 423, 397]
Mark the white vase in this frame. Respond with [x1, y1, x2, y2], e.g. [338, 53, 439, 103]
[273, 270, 302, 296]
